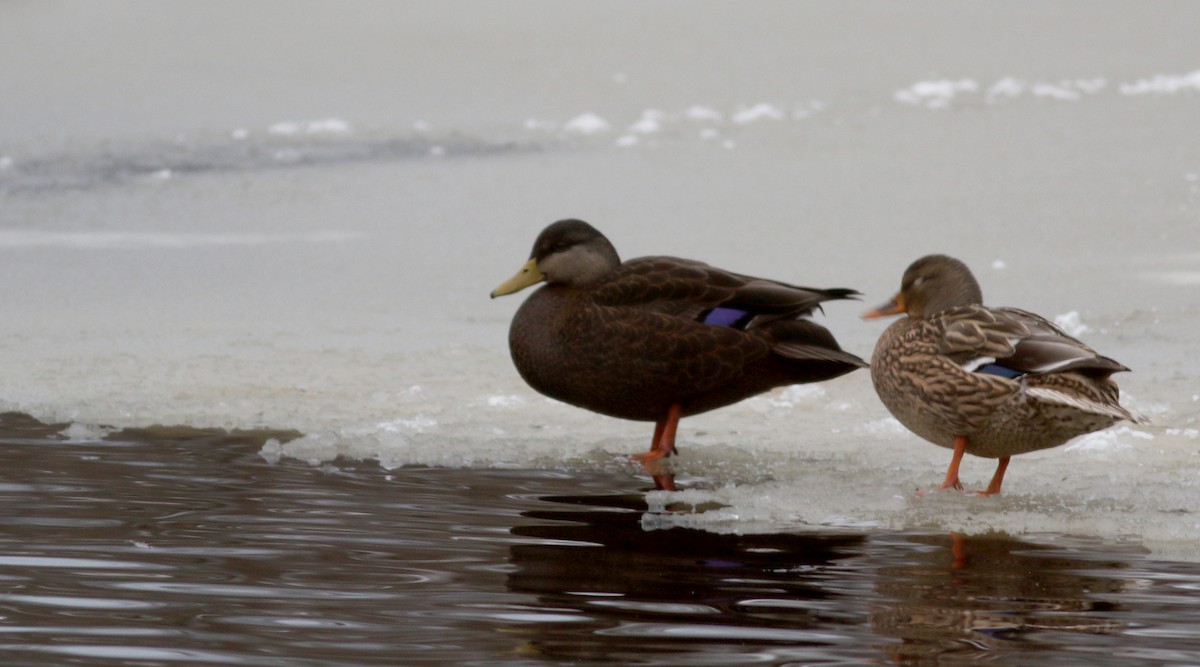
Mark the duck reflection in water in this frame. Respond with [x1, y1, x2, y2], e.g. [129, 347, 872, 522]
[873, 531, 1132, 665]
[506, 491, 865, 663]
[504, 490, 1138, 665]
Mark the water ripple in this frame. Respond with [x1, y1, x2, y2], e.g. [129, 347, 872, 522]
[0, 555, 171, 570]
[108, 582, 401, 600]
[2, 594, 166, 610]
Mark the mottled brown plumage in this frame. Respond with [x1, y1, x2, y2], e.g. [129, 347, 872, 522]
[492, 219, 866, 461]
[865, 254, 1141, 495]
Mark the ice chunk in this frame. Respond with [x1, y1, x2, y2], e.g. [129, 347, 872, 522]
[1054, 311, 1090, 336]
[268, 118, 353, 136]
[1165, 428, 1200, 439]
[259, 438, 283, 464]
[628, 109, 665, 134]
[986, 77, 1026, 103]
[523, 118, 555, 131]
[1065, 426, 1151, 452]
[684, 106, 723, 122]
[306, 118, 352, 134]
[59, 423, 113, 442]
[1032, 83, 1081, 100]
[731, 104, 784, 124]
[1119, 69, 1200, 95]
[378, 415, 437, 434]
[895, 79, 978, 108]
[563, 113, 610, 134]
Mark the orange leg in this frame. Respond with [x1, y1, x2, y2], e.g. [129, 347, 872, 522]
[651, 473, 678, 492]
[631, 403, 682, 463]
[917, 434, 968, 496]
[971, 456, 1010, 496]
[950, 531, 967, 570]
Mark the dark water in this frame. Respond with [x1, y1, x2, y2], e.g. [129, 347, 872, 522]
[1, 413, 1198, 666]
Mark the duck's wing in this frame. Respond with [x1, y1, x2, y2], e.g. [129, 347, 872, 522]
[936, 305, 1129, 379]
[594, 256, 860, 329]
[578, 256, 863, 393]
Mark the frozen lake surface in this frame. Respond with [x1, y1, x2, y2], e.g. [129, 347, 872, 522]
[0, 5, 1198, 661]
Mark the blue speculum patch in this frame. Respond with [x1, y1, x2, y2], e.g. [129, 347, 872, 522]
[702, 307, 752, 328]
[975, 363, 1025, 379]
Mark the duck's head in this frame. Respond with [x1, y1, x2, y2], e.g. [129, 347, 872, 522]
[491, 219, 621, 298]
[863, 254, 983, 319]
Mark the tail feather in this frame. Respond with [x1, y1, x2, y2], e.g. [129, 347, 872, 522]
[816, 287, 862, 302]
[774, 342, 868, 368]
[1024, 386, 1146, 423]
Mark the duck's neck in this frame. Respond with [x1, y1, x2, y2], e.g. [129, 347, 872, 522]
[540, 242, 620, 288]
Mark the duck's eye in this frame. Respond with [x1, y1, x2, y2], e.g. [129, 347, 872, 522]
[911, 276, 925, 289]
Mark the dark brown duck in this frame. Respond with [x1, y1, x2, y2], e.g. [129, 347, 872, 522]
[492, 219, 866, 462]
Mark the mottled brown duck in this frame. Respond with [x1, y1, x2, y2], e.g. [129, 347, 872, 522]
[864, 254, 1142, 496]
[491, 219, 866, 463]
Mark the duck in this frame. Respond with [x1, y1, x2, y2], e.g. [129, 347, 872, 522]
[864, 254, 1142, 496]
[491, 219, 867, 463]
